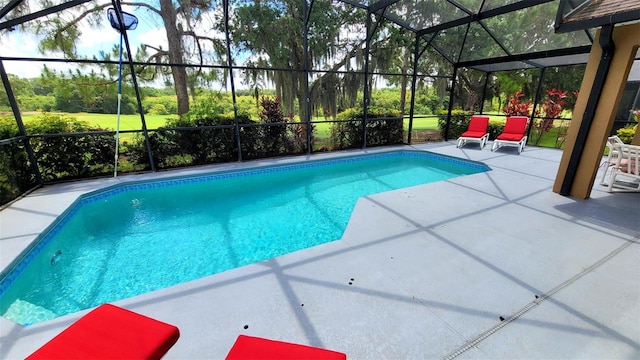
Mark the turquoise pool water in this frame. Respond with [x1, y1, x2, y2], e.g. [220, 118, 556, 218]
[0, 150, 489, 325]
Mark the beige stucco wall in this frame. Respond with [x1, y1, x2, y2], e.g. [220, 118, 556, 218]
[553, 23, 640, 199]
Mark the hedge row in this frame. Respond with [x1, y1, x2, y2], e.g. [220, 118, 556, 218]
[1, 106, 408, 205]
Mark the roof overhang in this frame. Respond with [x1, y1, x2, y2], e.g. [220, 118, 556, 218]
[458, 46, 593, 72]
[555, 0, 640, 33]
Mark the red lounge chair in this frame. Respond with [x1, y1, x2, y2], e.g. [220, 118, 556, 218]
[226, 335, 347, 360]
[491, 116, 529, 154]
[456, 115, 490, 149]
[26, 304, 180, 360]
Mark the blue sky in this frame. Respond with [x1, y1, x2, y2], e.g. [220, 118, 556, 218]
[1, 4, 167, 79]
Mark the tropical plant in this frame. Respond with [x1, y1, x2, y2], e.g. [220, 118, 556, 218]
[632, 109, 640, 123]
[259, 96, 290, 157]
[531, 88, 568, 146]
[616, 127, 636, 144]
[616, 110, 637, 144]
[503, 91, 533, 116]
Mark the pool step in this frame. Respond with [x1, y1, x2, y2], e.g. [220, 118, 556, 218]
[4, 299, 57, 325]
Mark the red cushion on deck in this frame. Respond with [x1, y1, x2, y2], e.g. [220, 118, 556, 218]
[467, 115, 489, 133]
[460, 130, 486, 138]
[502, 116, 528, 135]
[496, 133, 524, 141]
[226, 335, 346, 360]
[26, 304, 180, 360]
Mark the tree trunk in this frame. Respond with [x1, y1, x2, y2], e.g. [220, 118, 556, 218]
[159, 0, 190, 115]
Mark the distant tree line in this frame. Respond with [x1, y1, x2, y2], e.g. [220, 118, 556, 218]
[0, 67, 176, 114]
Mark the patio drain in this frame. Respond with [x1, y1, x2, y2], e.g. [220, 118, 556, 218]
[442, 239, 637, 359]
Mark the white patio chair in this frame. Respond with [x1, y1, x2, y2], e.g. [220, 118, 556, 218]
[607, 142, 640, 192]
[599, 135, 625, 185]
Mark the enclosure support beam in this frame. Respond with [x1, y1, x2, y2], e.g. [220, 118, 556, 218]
[407, 35, 420, 145]
[0, 0, 91, 30]
[362, 12, 373, 148]
[0, 58, 42, 184]
[223, 0, 242, 161]
[418, 0, 553, 36]
[407, 34, 438, 145]
[444, 66, 458, 141]
[529, 67, 546, 142]
[0, 0, 23, 20]
[111, 0, 155, 172]
[559, 25, 614, 196]
[479, 71, 491, 114]
[553, 23, 640, 198]
[303, 0, 313, 154]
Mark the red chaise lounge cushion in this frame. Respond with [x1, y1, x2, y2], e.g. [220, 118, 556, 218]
[460, 116, 489, 139]
[26, 304, 180, 360]
[496, 132, 525, 141]
[496, 116, 527, 141]
[226, 335, 346, 360]
[460, 130, 486, 138]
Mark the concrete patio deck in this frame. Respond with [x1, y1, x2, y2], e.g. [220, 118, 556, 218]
[1, 141, 639, 359]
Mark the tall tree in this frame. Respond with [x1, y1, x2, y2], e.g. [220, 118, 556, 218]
[230, 0, 348, 121]
[230, 0, 426, 120]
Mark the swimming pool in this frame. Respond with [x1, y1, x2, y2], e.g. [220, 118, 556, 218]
[0, 150, 489, 325]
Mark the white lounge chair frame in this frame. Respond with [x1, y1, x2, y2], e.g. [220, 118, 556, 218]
[456, 115, 490, 149]
[599, 135, 625, 185]
[491, 116, 528, 154]
[607, 142, 640, 192]
[457, 133, 489, 149]
[491, 135, 528, 153]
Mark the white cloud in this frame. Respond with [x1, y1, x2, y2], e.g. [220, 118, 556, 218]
[135, 27, 167, 51]
[77, 22, 120, 56]
[0, 32, 71, 78]
[1, 31, 39, 57]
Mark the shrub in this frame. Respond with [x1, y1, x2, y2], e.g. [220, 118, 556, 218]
[19, 95, 55, 112]
[617, 110, 639, 144]
[25, 113, 114, 180]
[259, 96, 289, 157]
[142, 95, 178, 115]
[0, 113, 114, 186]
[487, 120, 504, 140]
[0, 117, 36, 205]
[129, 114, 247, 169]
[148, 103, 169, 115]
[616, 126, 636, 144]
[287, 122, 314, 154]
[184, 93, 227, 122]
[329, 107, 403, 150]
[0, 116, 20, 140]
[254, 96, 311, 158]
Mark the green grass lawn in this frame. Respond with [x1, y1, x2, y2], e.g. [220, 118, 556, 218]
[310, 116, 439, 139]
[404, 116, 440, 131]
[19, 112, 440, 134]
[18, 112, 568, 149]
[20, 112, 177, 131]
